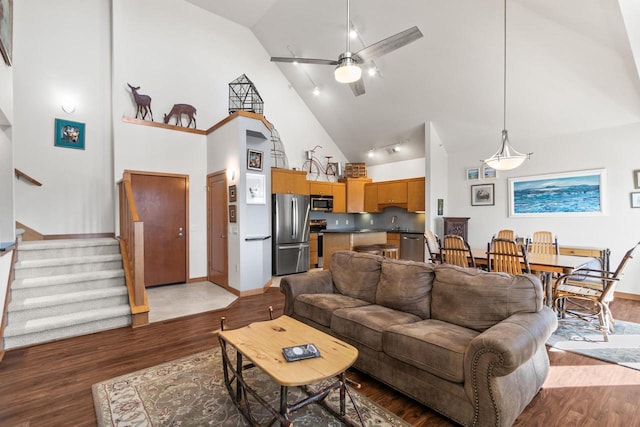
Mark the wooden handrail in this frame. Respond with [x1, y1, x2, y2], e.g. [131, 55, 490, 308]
[14, 169, 43, 186]
[118, 172, 148, 326]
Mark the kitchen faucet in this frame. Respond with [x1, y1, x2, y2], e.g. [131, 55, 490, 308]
[391, 215, 400, 230]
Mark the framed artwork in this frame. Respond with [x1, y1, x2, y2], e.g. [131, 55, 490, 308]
[466, 167, 480, 180]
[508, 169, 606, 217]
[228, 185, 237, 202]
[0, 0, 12, 66]
[483, 165, 497, 179]
[246, 173, 266, 205]
[228, 205, 237, 222]
[471, 184, 495, 206]
[247, 149, 263, 171]
[634, 170, 640, 189]
[437, 198, 444, 216]
[54, 118, 85, 150]
[631, 192, 640, 208]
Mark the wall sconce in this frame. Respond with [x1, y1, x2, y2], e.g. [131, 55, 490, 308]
[226, 168, 236, 182]
[61, 103, 75, 114]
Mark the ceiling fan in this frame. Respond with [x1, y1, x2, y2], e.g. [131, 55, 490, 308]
[270, 0, 423, 97]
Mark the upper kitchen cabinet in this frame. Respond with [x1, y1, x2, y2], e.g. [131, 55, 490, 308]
[364, 183, 380, 213]
[271, 168, 308, 194]
[308, 181, 333, 196]
[407, 178, 426, 212]
[377, 181, 408, 206]
[341, 177, 372, 213]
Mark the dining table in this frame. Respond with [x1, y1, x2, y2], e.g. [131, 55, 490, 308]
[470, 248, 597, 306]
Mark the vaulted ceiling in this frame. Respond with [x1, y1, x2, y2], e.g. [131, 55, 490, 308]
[187, 0, 640, 166]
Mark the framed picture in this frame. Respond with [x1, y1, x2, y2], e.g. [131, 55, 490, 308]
[246, 173, 266, 205]
[508, 169, 606, 217]
[437, 198, 444, 216]
[54, 118, 85, 150]
[247, 149, 263, 171]
[228, 185, 237, 202]
[228, 205, 237, 222]
[471, 184, 495, 206]
[631, 192, 640, 208]
[483, 165, 497, 179]
[0, 0, 12, 66]
[634, 170, 640, 189]
[466, 167, 480, 180]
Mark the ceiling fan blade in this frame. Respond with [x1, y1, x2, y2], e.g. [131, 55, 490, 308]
[349, 79, 366, 97]
[354, 26, 423, 63]
[270, 57, 338, 66]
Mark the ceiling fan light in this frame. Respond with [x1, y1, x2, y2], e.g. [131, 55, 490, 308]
[335, 62, 362, 83]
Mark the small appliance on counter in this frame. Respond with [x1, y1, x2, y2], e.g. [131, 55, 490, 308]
[273, 194, 311, 275]
[310, 219, 327, 268]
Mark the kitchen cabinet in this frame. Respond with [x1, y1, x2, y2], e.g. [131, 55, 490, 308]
[322, 231, 386, 269]
[308, 181, 332, 196]
[310, 232, 318, 267]
[364, 183, 380, 212]
[407, 178, 425, 212]
[387, 232, 401, 258]
[340, 177, 372, 213]
[307, 181, 346, 213]
[271, 168, 308, 194]
[377, 181, 408, 206]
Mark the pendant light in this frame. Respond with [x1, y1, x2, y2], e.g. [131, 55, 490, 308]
[484, 0, 531, 171]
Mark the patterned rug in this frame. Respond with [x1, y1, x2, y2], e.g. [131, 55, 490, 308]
[92, 348, 410, 426]
[547, 319, 640, 370]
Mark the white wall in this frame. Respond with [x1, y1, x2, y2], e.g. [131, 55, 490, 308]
[13, 0, 113, 235]
[445, 122, 640, 295]
[367, 158, 425, 182]
[426, 123, 448, 237]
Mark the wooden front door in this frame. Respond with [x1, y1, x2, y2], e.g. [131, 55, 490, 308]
[207, 171, 228, 287]
[131, 173, 188, 287]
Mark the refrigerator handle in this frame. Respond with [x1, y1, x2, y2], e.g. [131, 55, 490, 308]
[291, 197, 297, 239]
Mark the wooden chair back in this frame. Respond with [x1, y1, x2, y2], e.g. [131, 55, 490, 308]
[424, 231, 441, 263]
[488, 238, 530, 274]
[528, 231, 559, 255]
[496, 229, 515, 240]
[440, 235, 475, 268]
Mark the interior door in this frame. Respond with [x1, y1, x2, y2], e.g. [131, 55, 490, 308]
[207, 171, 228, 287]
[131, 173, 188, 287]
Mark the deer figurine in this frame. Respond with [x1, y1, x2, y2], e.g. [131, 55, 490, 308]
[163, 104, 197, 128]
[127, 83, 154, 121]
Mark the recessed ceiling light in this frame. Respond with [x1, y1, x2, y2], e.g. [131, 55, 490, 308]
[313, 86, 320, 96]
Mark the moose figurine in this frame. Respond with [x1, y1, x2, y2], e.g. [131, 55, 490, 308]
[163, 104, 197, 128]
[127, 83, 153, 121]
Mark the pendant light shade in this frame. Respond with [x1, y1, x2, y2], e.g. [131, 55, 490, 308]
[334, 53, 362, 83]
[484, 0, 531, 170]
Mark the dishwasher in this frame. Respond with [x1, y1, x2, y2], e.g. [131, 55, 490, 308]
[400, 233, 425, 262]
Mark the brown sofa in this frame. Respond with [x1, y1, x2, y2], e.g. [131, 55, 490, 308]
[280, 251, 557, 427]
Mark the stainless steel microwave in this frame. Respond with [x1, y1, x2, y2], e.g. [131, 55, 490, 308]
[311, 195, 333, 212]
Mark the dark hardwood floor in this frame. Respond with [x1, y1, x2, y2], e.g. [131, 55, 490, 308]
[1, 289, 639, 427]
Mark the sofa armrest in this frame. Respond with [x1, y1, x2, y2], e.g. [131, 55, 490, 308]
[465, 307, 557, 378]
[280, 270, 334, 316]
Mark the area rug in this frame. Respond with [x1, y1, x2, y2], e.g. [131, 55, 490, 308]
[92, 348, 410, 426]
[547, 319, 640, 370]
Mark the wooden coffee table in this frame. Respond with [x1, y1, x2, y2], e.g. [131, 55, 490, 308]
[218, 315, 363, 426]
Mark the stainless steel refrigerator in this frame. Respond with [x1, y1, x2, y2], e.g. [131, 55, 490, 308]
[273, 194, 310, 275]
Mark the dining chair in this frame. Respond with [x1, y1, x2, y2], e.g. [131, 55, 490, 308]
[495, 229, 515, 241]
[440, 235, 475, 268]
[487, 238, 530, 274]
[424, 230, 441, 263]
[553, 241, 639, 341]
[528, 231, 559, 255]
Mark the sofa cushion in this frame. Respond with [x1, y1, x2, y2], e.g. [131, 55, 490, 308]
[330, 251, 382, 304]
[293, 294, 370, 327]
[431, 264, 543, 332]
[331, 305, 421, 351]
[376, 259, 435, 319]
[383, 319, 479, 383]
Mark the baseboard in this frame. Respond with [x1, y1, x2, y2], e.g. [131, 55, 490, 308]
[187, 276, 207, 284]
[44, 232, 115, 240]
[615, 291, 640, 301]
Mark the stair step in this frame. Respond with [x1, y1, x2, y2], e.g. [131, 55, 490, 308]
[3, 307, 131, 349]
[11, 270, 125, 298]
[8, 287, 129, 322]
[17, 238, 120, 261]
[13, 254, 123, 279]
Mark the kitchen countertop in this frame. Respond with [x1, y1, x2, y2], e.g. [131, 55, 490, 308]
[321, 228, 424, 235]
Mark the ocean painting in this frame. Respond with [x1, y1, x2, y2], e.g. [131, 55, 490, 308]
[509, 169, 605, 216]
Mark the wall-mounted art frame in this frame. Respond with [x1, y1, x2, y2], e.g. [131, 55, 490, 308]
[471, 184, 495, 206]
[228, 185, 237, 202]
[247, 149, 263, 171]
[508, 169, 606, 217]
[631, 192, 640, 208]
[483, 165, 497, 179]
[0, 0, 13, 66]
[246, 173, 266, 205]
[54, 118, 85, 150]
[634, 169, 640, 189]
[228, 205, 237, 222]
[437, 198, 444, 216]
[466, 167, 480, 180]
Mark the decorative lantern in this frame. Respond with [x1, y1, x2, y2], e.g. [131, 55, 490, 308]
[270, 126, 289, 169]
[228, 74, 264, 115]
